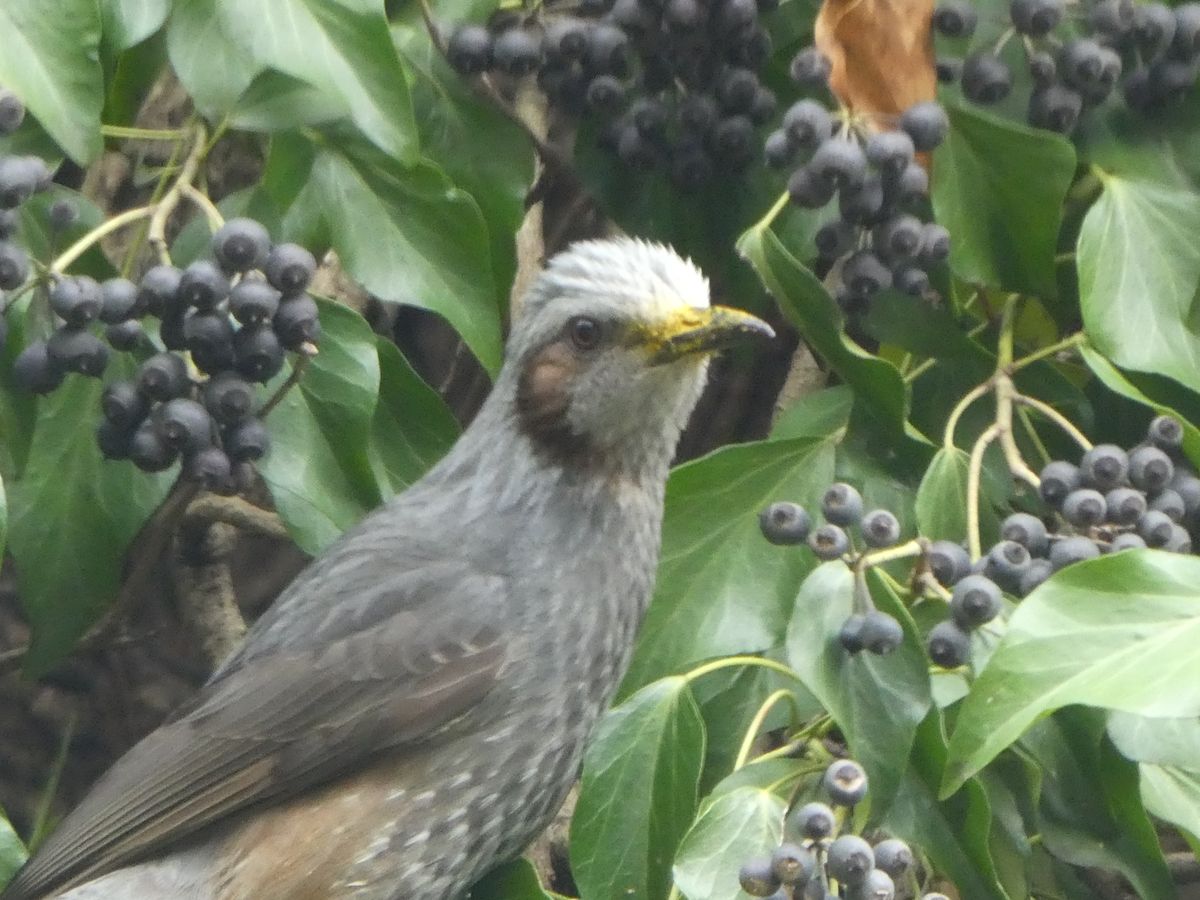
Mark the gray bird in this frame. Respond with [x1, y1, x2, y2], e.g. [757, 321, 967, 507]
[2, 238, 773, 900]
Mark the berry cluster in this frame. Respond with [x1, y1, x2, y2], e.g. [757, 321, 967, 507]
[768, 83, 951, 311]
[924, 415, 1198, 668]
[446, 0, 780, 189]
[739, 758, 946, 899]
[934, 0, 1200, 134]
[760, 483, 907, 656]
[759, 417, 1200, 671]
[0, 88, 52, 351]
[9, 216, 321, 492]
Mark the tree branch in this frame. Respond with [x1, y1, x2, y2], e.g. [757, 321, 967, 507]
[185, 494, 289, 541]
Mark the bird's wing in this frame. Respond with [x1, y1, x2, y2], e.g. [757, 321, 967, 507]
[2, 555, 508, 900]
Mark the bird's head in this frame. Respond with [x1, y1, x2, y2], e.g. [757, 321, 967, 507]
[501, 238, 774, 475]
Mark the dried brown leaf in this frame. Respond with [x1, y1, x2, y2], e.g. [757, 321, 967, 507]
[814, 0, 937, 121]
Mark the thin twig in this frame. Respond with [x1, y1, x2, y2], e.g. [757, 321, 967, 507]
[749, 191, 790, 236]
[1009, 332, 1085, 373]
[682, 655, 801, 685]
[995, 375, 1041, 489]
[0, 279, 40, 316]
[967, 424, 1001, 560]
[943, 379, 993, 451]
[1017, 404, 1053, 466]
[1014, 394, 1094, 451]
[258, 348, 316, 419]
[902, 355, 937, 384]
[917, 572, 953, 602]
[733, 689, 798, 771]
[87, 479, 202, 642]
[185, 494, 289, 541]
[147, 122, 210, 266]
[856, 539, 925, 571]
[0, 479, 202, 677]
[50, 205, 155, 274]
[100, 124, 186, 141]
[181, 183, 225, 232]
[120, 125, 190, 277]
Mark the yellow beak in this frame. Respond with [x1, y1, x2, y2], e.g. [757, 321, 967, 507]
[647, 305, 775, 365]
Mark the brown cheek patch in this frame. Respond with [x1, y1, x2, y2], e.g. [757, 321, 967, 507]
[515, 342, 596, 467]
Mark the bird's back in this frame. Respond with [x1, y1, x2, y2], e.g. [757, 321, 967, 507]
[6, 236, 742, 900]
[16, 426, 665, 900]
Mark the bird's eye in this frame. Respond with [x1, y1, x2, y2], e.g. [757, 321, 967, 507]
[568, 316, 602, 351]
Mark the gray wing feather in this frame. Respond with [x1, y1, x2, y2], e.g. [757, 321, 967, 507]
[2, 535, 509, 900]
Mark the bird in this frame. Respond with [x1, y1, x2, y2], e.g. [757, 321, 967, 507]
[2, 237, 774, 900]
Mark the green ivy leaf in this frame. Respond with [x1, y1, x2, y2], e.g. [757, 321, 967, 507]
[621, 436, 835, 696]
[369, 338, 459, 500]
[706, 757, 813, 801]
[863, 292, 992, 365]
[884, 713, 1011, 900]
[100, 0, 170, 52]
[691, 666, 820, 795]
[1107, 711, 1200, 770]
[0, 1, 104, 163]
[571, 677, 705, 900]
[1080, 344, 1200, 463]
[1139, 763, 1200, 841]
[391, 12, 532, 297]
[0, 474, 6, 571]
[166, 0, 257, 113]
[275, 135, 503, 374]
[785, 563, 931, 809]
[1021, 710, 1174, 900]
[835, 437, 919, 533]
[770, 385, 853, 442]
[469, 858, 554, 900]
[671, 787, 786, 900]
[738, 227, 920, 447]
[258, 299, 381, 554]
[168, 0, 416, 161]
[933, 100, 1076, 299]
[0, 808, 26, 889]
[915, 447, 1002, 545]
[1078, 172, 1200, 397]
[19, 187, 114, 280]
[1108, 712, 1200, 841]
[0, 468, 5, 566]
[943, 551, 1200, 796]
[0, 307, 37, 482]
[229, 71, 346, 132]
[7, 364, 174, 674]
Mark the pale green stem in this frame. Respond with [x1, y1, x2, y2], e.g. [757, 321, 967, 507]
[682, 655, 801, 685]
[749, 191, 790, 235]
[182, 183, 225, 232]
[943, 379, 993, 451]
[1014, 394, 1093, 451]
[101, 124, 186, 141]
[967, 424, 1001, 560]
[1017, 405, 1052, 465]
[51, 205, 155, 274]
[733, 689, 799, 771]
[857, 539, 924, 570]
[996, 374, 1041, 489]
[1010, 332, 1085, 373]
[147, 122, 210, 265]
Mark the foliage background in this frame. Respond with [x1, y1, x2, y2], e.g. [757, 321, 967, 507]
[0, 0, 1198, 898]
